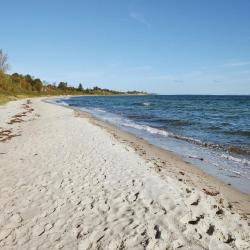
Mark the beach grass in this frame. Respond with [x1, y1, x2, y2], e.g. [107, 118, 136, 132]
[0, 94, 36, 106]
[0, 94, 18, 105]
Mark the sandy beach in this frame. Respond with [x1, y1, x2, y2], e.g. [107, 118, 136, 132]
[0, 98, 249, 250]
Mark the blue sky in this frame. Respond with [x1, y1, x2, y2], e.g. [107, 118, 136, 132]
[1, 0, 250, 94]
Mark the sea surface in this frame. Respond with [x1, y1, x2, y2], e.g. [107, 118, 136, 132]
[51, 95, 250, 194]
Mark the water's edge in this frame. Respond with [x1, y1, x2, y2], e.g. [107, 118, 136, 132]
[47, 96, 250, 195]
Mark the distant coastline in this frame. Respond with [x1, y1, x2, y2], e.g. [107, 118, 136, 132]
[0, 71, 147, 105]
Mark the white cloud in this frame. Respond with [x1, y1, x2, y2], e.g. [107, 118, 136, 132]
[130, 11, 150, 28]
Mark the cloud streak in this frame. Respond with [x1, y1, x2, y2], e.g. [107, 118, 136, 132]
[130, 11, 150, 28]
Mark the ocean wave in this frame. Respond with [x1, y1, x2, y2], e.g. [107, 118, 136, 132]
[224, 130, 250, 137]
[207, 125, 223, 131]
[69, 103, 81, 107]
[93, 108, 106, 113]
[221, 154, 250, 166]
[227, 145, 250, 155]
[132, 102, 154, 107]
[127, 114, 159, 120]
[171, 134, 203, 146]
[153, 118, 192, 126]
[123, 121, 250, 161]
[122, 122, 204, 145]
[123, 122, 173, 137]
[57, 101, 69, 106]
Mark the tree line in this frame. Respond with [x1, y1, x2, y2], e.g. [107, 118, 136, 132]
[0, 49, 146, 97]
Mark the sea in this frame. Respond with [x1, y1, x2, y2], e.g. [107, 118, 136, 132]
[50, 95, 250, 194]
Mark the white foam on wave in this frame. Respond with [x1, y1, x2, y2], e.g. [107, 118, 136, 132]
[93, 108, 106, 113]
[123, 122, 173, 137]
[173, 134, 203, 145]
[123, 121, 204, 146]
[46, 99, 68, 106]
[142, 102, 151, 106]
[221, 154, 250, 166]
[58, 101, 69, 106]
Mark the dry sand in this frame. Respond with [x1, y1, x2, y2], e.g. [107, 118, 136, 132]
[0, 98, 249, 250]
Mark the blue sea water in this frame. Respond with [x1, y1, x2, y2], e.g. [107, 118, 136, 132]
[51, 95, 250, 194]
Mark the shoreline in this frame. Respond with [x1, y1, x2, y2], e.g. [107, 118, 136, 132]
[0, 97, 249, 249]
[71, 107, 250, 218]
[50, 95, 250, 195]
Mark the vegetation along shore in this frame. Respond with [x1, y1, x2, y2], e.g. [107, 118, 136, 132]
[0, 49, 146, 105]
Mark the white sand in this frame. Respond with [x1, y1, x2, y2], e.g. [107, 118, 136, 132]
[0, 98, 249, 250]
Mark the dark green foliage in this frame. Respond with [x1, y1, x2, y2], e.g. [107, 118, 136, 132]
[93, 86, 101, 91]
[58, 82, 68, 89]
[32, 78, 43, 92]
[77, 83, 83, 91]
[0, 71, 146, 97]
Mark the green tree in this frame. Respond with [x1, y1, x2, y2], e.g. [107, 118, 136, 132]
[93, 86, 101, 91]
[77, 83, 83, 91]
[58, 82, 67, 89]
[12, 73, 20, 77]
[33, 78, 43, 92]
[25, 74, 33, 84]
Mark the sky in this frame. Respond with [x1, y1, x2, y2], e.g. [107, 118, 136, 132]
[1, 0, 250, 94]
